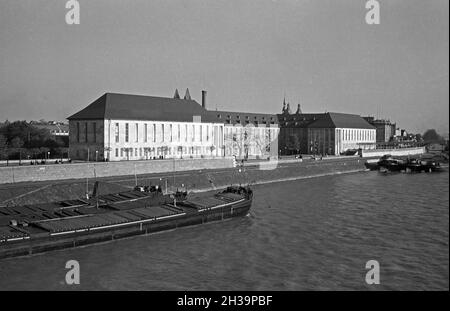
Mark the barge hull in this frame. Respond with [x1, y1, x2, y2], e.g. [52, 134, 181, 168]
[0, 201, 251, 260]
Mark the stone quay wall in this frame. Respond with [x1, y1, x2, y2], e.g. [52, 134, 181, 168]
[0, 157, 234, 184]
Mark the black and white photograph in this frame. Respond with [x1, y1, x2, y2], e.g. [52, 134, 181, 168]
[0, 0, 448, 296]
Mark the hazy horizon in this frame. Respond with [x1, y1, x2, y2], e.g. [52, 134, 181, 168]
[0, 0, 448, 135]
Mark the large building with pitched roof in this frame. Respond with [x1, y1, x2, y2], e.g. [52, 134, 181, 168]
[67, 89, 279, 161]
[363, 116, 397, 144]
[278, 99, 376, 155]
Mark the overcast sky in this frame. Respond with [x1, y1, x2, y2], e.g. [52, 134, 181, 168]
[0, 0, 448, 135]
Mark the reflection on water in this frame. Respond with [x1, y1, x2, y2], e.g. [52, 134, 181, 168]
[0, 171, 448, 290]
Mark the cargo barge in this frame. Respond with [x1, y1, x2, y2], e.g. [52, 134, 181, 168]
[364, 155, 444, 173]
[0, 184, 253, 260]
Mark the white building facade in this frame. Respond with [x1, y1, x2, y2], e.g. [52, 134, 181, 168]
[223, 124, 279, 159]
[334, 127, 376, 154]
[68, 92, 279, 161]
[306, 113, 377, 155]
[105, 120, 225, 161]
[69, 118, 225, 162]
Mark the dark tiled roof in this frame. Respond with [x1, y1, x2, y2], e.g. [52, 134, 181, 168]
[277, 113, 324, 128]
[308, 113, 375, 129]
[205, 111, 278, 126]
[67, 93, 278, 126]
[67, 93, 207, 122]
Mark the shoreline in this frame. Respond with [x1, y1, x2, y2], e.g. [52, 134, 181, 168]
[190, 168, 368, 194]
[0, 158, 367, 205]
[1, 156, 447, 206]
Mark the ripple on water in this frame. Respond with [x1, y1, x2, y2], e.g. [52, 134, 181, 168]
[0, 171, 448, 290]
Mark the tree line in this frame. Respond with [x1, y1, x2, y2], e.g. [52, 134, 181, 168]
[422, 129, 447, 144]
[0, 121, 69, 161]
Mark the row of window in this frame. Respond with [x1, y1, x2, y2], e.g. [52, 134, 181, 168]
[224, 127, 278, 134]
[309, 129, 335, 143]
[225, 119, 276, 125]
[76, 122, 97, 143]
[308, 129, 375, 143]
[224, 127, 278, 142]
[114, 123, 219, 144]
[112, 145, 270, 159]
[74, 121, 279, 145]
[114, 145, 220, 158]
[342, 129, 375, 142]
[217, 114, 275, 121]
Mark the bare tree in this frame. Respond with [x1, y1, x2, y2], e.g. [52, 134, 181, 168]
[254, 129, 272, 158]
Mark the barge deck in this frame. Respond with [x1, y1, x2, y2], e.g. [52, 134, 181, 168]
[0, 186, 253, 259]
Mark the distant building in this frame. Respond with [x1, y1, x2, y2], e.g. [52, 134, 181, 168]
[363, 117, 396, 143]
[67, 90, 279, 161]
[278, 100, 376, 155]
[31, 121, 69, 137]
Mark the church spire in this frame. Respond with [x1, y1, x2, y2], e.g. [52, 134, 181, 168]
[173, 89, 180, 99]
[184, 88, 191, 100]
[282, 97, 286, 113]
[296, 103, 302, 114]
[286, 103, 292, 114]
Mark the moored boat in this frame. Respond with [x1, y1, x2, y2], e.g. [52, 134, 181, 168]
[404, 158, 423, 173]
[378, 157, 406, 172]
[364, 159, 379, 171]
[0, 185, 253, 260]
[418, 159, 443, 172]
[366, 154, 445, 173]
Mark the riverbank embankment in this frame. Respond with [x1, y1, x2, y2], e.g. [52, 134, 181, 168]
[0, 157, 234, 184]
[0, 157, 367, 206]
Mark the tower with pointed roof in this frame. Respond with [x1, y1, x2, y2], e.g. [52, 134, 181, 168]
[173, 89, 180, 99]
[286, 103, 292, 114]
[184, 88, 191, 100]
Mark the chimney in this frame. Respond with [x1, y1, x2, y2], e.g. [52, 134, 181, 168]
[201, 90, 207, 109]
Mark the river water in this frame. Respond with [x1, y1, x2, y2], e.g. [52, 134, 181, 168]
[0, 171, 448, 290]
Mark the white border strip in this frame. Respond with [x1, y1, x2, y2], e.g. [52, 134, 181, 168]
[84, 213, 186, 231]
[198, 198, 245, 212]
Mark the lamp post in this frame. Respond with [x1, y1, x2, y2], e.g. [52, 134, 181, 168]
[160, 177, 168, 195]
[95, 150, 98, 162]
[172, 157, 176, 189]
